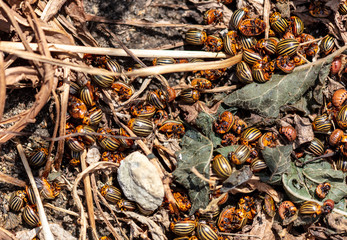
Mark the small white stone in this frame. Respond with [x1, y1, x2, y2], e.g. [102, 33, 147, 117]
[117, 151, 164, 211]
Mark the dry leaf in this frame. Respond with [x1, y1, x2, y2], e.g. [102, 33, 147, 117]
[249, 206, 276, 240]
[294, 115, 314, 147]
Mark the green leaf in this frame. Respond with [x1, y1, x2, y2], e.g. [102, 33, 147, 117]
[173, 129, 213, 215]
[214, 145, 240, 159]
[222, 48, 345, 118]
[261, 145, 292, 185]
[196, 111, 221, 148]
[282, 162, 312, 203]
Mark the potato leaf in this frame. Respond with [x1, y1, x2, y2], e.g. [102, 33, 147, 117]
[222, 48, 346, 118]
[261, 145, 292, 185]
[196, 111, 221, 148]
[173, 129, 213, 215]
[214, 145, 240, 159]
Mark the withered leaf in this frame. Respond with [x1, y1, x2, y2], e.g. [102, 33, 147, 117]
[221, 165, 253, 192]
[223, 50, 342, 118]
[173, 129, 213, 215]
[262, 145, 292, 185]
[196, 111, 221, 148]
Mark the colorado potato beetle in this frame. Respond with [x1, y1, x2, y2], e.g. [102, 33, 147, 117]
[337, 105, 347, 129]
[332, 88, 347, 108]
[185, 29, 207, 45]
[239, 36, 257, 49]
[83, 107, 103, 126]
[256, 38, 277, 55]
[223, 31, 239, 56]
[309, 1, 332, 18]
[278, 201, 297, 220]
[147, 89, 167, 110]
[236, 61, 253, 84]
[203, 9, 223, 25]
[258, 131, 277, 149]
[269, 12, 288, 34]
[320, 35, 335, 55]
[242, 49, 262, 65]
[196, 223, 218, 240]
[229, 145, 251, 165]
[231, 117, 248, 135]
[118, 128, 134, 149]
[111, 82, 134, 101]
[97, 128, 120, 151]
[179, 89, 200, 104]
[203, 35, 224, 52]
[191, 78, 212, 90]
[299, 201, 322, 217]
[221, 133, 238, 146]
[130, 103, 156, 118]
[92, 74, 115, 88]
[66, 137, 85, 152]
[336, 154, 347, 172]
[315, 182, 331, 199]
[263, 194, 276, 217]
[329, 129, 344, 146]
[100, 185, 122, 203]
[35, 177, 60, 200]
[171, 220, 196, 236]
[276, 39, 299, 57]
[23, 205, 41, 227]
[79, 82, 96, 107]
[339, 1, 347, 15]
[239, 18, 265, 37]
[117, 199, 137, 211]
[214, 111, 235, 134]
[217, 206, 236, 232]
[173, 191, 191, 212]
[153, 109, 169, 127]
[312, 113, 331, 132]
[75, 125, 96, 146]
[230, 8, 249, 29]
[252, 60, 274, 83]
[101, 151, 125, 164]
[323, 199, 335, 213]
[153, 57, 176, 66]
[240, 127, 262, 145]
[25, 185, 36, 205]
[330, 57, 342, 75]
[279, 126, 297, 142]
[68, 96, 88, 119]
[212, 154, 232, 179]
[251, 157, 267, 172]
[307, 138, 325, 156]
[276, 55, 295, 73]
[128, 117, 154, 137]
[29, 148, 48, 168]
[289, 16, 304, 36]
[159, 119, 185, 138]
[9, 190, 27, 211]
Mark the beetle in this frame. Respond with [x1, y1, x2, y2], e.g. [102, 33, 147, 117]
[263, 194, 276, 217]
[323, 199, 334, 213]
[29, 148, 48, 168]
[228, 145, 251, 165]
[251, 157, 267, 172]
[171, 220, 196, 236]
[231, 117, 248, 135]
[223, 31, 240, 56]
[329, 129, 345, 146]
[26, 185, 36, 205]
[240, 127, 262, 145]
[293, 54, 307, 66]
[97, 128, 121, 151]
[309, 1, 332, 18]
[212, 154, 232, 179]
[128, 117, 154, 137]
[191, 78, 212, 90]
[23, 205, 41, 227]
[75, 125, 96, 146]
[118, 128, 134, 149]
[299, 201, 322, 217]
[217, 206, 236, 232]
[203, 35, 224, 52]
[153, 57, 176, 66]
[173, 191, 191, 212]
[101, 151, 125, 164]
[203, 9, 223, 25]
[312, 113, 332, 132]
[331, 57, 342, 75]
[100, 184, 122, 203]
[185, 29, 207, 45]
[147, 89, 167, 110]
[337, 105, 347, 129]
[68, 96, 88, 119]
[320, 35, 335, 55]
[66, 137, 85, 152]
[279, 125, 297, 142]
[153, 109, 169, 127]
[221, 133, 238, 146]
[269, 12, 288, 34]
[276, 55, 295, 73]
[339, 1, 347, 15]
[179, 89, 200, 104]
[92, 74, 115, 88]
[111, 82, 134, 101]
[238, 196, 256, 220]
[239, 18, 266, 37]
[252, 59, 274, 83]
[256, 38, 277, 55]
[337, 154, 347, 172]
[35, 177, 60, 200]
[332, 88, 347, 108]
[278, 201, 297, 220]
[9, 190, 27, 212]
[239, 36, 257, 49]
[117, 199, 137, 211]
[130, 103, 156, 118]
[258, 131, 277, 149]
[236, 61, 253, 84]
[82, 107, 103, 126]
[290, 16, 304, 36]
[214, 111, 235, 134]
[276, 39, 299, 57]
[105, 59, 122, 73]
[159, 119, 185, 138]
[242, 49, 261, 66]
[316, 182, 331, 199]
[307, 138, 325, 156]
[196, 222, 218, 240]
[230, 7, 249, 29]
[79, 81, 96, 107]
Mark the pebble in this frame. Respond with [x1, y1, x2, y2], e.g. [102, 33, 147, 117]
[117, 151, 164, 211]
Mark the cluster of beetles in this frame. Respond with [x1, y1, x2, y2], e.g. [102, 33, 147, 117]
[6, 0, 347, 239]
